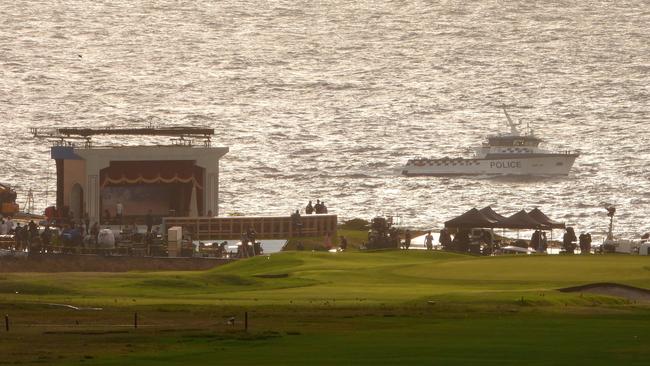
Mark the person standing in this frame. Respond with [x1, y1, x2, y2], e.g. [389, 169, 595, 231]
[116, 202, 124, 225]
[41, 225, 52, 253]
[4, 217, 14, 235]
[530, 230, 541, 252]
[291, 210, 302, 237]
[403, 229, 412, 250]
[145, 210, 153, 234]
[563, 227, 577, 254]
[83, 213, 90, 235]
[580, 232, 592, 255]
[247, 227, 257, 256]
[90, 222, 100, 245]
[339, 235, 348, 251]
[305, 201, 314, 214]
[578, 233, 587, 254]
[483, 229, 495, 255]
[439, 228, 452, 250]
[14, 223, 24, 251]
[453, 229, 470, 253]
[239, 232, 249, 258]
[28, 220, 39, 251]
[425, 231, 434, 251]
[540, 232, 548, 253]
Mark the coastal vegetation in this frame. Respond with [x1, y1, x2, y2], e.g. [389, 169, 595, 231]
[1, 250, 650, 365]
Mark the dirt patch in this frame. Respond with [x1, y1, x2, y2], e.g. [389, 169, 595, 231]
[558, 283, 650, 301]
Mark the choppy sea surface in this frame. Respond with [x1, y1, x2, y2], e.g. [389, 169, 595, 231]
[1, 1, 649, 239]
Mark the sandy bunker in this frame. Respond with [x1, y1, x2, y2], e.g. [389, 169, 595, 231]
[559, 283, 650, 301]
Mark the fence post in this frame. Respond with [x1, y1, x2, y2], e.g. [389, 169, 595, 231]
[134, 312, 138, 329]
[5, 314, 9, 332]
[244, 311, 248, 332]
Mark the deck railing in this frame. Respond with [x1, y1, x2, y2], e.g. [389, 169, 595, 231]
[162, 214, 338, 240]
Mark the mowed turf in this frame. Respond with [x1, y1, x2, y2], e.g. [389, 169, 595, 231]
[1, 251, 650, 365]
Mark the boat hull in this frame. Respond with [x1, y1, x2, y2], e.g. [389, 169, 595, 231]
[402, 154, 579, 177]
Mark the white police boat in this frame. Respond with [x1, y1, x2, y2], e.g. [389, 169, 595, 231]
[402, 107, 579, 177]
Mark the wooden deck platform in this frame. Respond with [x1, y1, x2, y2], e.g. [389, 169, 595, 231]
[162, 214, 337, 240]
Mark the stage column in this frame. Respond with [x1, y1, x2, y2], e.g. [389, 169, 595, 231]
[206, 169, 218, 217]
[197, 155, 221, 217]
[86, 175, 99, 225]
[55, 159, 64, 210]
[84, 156, 109, 226]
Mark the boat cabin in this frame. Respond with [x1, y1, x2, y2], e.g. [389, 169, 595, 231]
[484, 135, 542, 147]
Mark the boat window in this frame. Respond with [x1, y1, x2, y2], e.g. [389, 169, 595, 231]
[526, 139, 539, 146]
[488, 137, 540, 147]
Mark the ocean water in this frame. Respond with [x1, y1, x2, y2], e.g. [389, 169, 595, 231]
[1, 0, 648, 238]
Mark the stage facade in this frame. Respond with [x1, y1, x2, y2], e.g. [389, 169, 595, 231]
[51, 145, 228, 225]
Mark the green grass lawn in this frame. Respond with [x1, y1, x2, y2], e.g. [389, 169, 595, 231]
[1, 251, 650, 365]
[282, 228, 373, 250]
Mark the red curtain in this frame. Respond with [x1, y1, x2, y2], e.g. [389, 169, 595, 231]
[100, 161, 204, 190]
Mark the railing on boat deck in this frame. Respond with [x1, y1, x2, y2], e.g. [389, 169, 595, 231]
[161, 214, 338, 240]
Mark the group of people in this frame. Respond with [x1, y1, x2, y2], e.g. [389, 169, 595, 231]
[238, 227, 262, 258]
[422, 226, 594, 255]
[0, 217, 15, 235]
[530, 230, 549, 252]
[1, 208, 164, 255]
[1, 218, 41, 251]
[411, 229, 472, 252]
[562, 227, 592, 254]
[1, 216, 89, 254]
[428, 228, 491, 254]
[43, 205, 88, 228]
[305, 200, 328, 214]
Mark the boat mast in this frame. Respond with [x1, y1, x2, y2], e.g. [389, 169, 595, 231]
[501, 105, 520, 135]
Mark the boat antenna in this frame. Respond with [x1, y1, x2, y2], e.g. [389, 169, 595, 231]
[525, 120, 534, 136]
[501, 105, 520, 135]
[605, 205, 616, 241]
[44, 170, 49, 210]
